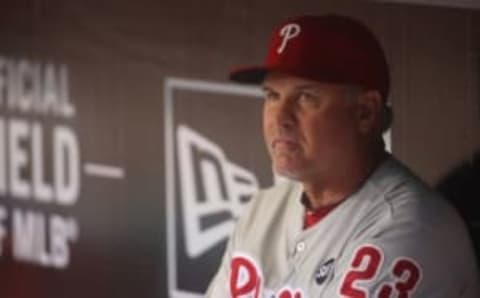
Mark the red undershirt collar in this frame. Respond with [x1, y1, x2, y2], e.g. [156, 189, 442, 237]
[301, 193, 341, 229]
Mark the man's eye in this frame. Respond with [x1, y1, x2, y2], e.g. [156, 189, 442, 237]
[298, 92, 318, 104]
[263, 91, 279, 101]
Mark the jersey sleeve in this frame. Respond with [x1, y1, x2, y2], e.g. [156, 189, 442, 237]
[323, 222, 479, 297]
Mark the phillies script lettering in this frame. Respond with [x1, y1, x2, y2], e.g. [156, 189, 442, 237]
[230, 254, 304, 298]
[0, 56, 79, 269]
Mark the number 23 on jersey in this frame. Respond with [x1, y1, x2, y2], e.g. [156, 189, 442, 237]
[339, 244, 422, 298]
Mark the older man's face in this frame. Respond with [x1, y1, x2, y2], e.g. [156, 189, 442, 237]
[262, 72, 362, 183]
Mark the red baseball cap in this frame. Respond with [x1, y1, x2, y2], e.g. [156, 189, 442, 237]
[229, 14, 390, 100]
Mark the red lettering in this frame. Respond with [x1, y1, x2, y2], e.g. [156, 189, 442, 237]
[230, 255, 262, 298]
[340, 245, 383, 298]
[378, 258, 421, 298]
[276, 287, 304, 298]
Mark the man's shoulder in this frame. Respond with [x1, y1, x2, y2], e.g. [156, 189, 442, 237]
[369, 157, 453, 213]
[246, 180, 303, 214]
[345, 159, 478, 295]
[358, 157, 467, 238]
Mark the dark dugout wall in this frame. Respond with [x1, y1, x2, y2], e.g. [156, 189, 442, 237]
[0, 0, 478, 297]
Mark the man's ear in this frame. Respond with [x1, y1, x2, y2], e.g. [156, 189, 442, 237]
[355, 90, 383, 134]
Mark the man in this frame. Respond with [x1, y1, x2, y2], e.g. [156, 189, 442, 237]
[207, 14, 479, 297]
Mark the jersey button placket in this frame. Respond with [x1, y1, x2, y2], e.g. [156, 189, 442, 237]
[291, 239, 307, 275]
[296, 242, 306, 253]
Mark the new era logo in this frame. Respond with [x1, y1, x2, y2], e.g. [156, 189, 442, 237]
[177, 125, 258, 258]
[164, 78, 270, 297]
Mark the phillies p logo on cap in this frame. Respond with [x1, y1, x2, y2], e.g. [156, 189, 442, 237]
[277, 23, 301, 54]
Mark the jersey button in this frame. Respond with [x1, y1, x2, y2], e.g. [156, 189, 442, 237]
[296, 242, 306, 253]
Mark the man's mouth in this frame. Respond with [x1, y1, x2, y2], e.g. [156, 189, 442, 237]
[271, 137, 300, 151]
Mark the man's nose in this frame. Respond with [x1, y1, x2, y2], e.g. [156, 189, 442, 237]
[274, 98, 297, 129]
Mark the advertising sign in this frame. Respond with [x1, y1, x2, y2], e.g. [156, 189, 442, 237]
[164, 78, 274, 297]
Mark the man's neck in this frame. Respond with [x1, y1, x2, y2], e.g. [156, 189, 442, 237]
[302, 150, 388, 210]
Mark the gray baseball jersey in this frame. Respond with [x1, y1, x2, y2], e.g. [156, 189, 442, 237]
[206, 157, 479, 297]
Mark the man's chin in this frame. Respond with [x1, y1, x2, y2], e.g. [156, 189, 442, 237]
[274, 166, 303, 181]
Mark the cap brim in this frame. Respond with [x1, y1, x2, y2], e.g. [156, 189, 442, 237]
[229, 66, 268, 84]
